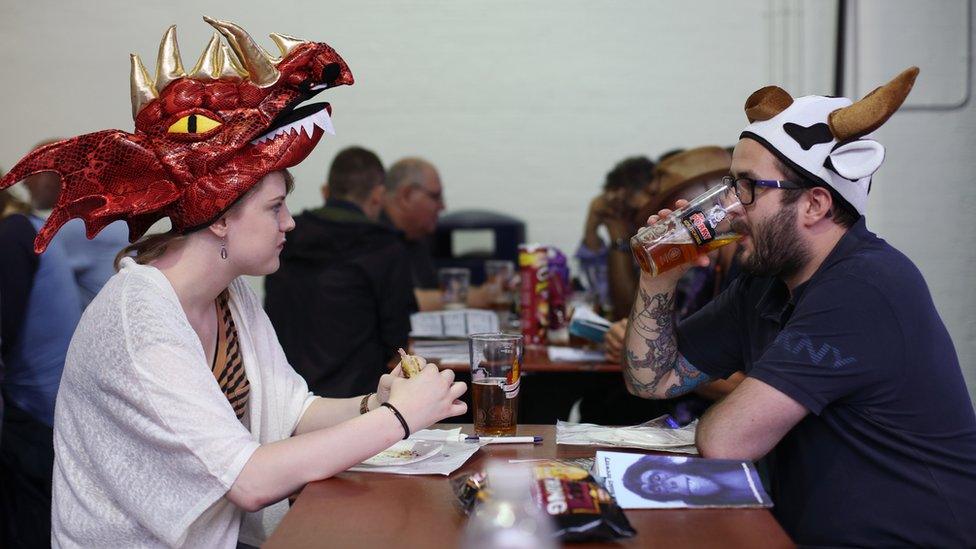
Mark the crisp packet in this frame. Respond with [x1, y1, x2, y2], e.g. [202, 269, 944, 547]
[452, 459, 636, 542]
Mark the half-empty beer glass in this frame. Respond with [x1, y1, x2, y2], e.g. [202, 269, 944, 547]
[469, 333, 523, 436]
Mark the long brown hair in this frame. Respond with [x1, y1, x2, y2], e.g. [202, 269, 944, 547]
[113, 169, 295, 270]
[114, 231, 183, 271]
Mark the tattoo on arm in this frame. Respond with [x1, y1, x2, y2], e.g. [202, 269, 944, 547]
[623, 286, 710, 397]
[665, 354, 711, 398]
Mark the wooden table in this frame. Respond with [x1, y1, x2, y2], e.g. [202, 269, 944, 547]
[264, 425, 793, 549]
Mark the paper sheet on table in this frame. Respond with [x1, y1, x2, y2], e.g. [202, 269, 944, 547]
[547, 346, 606, 362]
[556, 417, 699, 455]
[411, 340, 469, 365]
[349, 428, 481, 475]
[410, 309, 499, 338]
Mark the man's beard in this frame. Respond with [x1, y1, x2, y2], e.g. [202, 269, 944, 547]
[736, 205, 810, 278]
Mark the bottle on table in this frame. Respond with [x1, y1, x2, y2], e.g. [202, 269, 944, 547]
[459, 461, 557, 549]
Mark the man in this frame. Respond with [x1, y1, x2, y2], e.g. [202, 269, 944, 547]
[265, 146, 416, 398]
[382, 157, 494, 310]
[599, 147, 744, 425]
[622, 67, 976, 546]
[382, 157, 444, 311]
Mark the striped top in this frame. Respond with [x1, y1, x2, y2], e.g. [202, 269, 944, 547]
[213, 290, 249, 420]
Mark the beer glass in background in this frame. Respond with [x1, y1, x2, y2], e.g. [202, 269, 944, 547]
[439, 267, 471, 310]
[630, 183, 744, 277]
[484, 260, 516, 328]
[469, 333, 523, 436]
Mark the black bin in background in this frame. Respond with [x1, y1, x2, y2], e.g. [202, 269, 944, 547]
[431, 209, 526, 285]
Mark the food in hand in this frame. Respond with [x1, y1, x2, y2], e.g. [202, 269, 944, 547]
[397, 348, 425, 378]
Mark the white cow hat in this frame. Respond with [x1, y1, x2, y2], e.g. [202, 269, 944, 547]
[740, 67, 919, 215]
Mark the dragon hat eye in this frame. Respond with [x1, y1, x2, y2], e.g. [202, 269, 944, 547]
[167, 113, 222, 134]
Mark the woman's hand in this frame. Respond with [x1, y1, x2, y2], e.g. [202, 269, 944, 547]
[386, 362, 467, 433]
[373, 351, 428, 409]
[373, 361, 410, 408]
[604, 318, 628, 363]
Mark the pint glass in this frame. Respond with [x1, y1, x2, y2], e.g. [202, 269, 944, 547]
[439, 267, 471, 310]
[469, 333, 523, 436]
[630, 183, 743, 277]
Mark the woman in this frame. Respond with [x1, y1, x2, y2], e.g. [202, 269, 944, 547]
[0, 18, 467, 547]
[53, 171, 466, 547]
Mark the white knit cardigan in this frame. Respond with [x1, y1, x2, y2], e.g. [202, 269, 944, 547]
[52, 258, 316, 548]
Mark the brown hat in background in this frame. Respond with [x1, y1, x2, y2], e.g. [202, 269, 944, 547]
[639, 145, 731, 220]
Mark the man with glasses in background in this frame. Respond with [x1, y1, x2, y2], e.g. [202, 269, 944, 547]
[622, 67, 976, 546]
[382, 157, 496, 311]
[382, 157, 446, 311]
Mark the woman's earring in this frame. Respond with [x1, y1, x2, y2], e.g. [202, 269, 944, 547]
[220, 239, 228, 260]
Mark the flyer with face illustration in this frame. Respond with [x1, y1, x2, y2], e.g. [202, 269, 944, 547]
[595, 451, 772, 509]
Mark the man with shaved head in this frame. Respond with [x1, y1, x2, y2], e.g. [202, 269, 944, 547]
[622, 68, 976, 546]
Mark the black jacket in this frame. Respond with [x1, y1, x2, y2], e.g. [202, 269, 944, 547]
[265, 202, 417, 398]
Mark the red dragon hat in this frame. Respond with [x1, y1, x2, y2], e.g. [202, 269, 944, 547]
[0, 16, 353, 253]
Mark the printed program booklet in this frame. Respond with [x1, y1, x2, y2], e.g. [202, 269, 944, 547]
[595, 451, 772, 509]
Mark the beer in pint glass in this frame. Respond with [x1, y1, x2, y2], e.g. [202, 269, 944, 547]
[469, 333, 523, 436]
[630, 183, 744, 277]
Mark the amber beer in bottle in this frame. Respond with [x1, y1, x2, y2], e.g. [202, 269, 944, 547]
[630, 183, 743, 277]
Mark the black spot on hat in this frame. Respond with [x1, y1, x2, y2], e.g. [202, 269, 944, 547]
[784, 122, 834, 150]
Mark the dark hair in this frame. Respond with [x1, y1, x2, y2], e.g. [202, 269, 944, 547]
[603, 156, 655, 192]
[774, 159, 859, 228]
[620, 456, 753, 505]
[327, 146, 385, 202]
[114, 169, 295, 270]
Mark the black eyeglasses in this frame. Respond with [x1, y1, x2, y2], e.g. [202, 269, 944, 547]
[411, 183, 444, 203]
[722, 175, 803, 205]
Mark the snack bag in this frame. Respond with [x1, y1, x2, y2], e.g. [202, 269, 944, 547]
[452, 459, 636, 542]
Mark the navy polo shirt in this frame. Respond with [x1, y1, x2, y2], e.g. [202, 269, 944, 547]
[677, 217, 976, 547]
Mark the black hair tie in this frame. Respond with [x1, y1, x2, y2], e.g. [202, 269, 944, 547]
[381, 402, 410, 440]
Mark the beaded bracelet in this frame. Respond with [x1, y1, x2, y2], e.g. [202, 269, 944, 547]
[359, 393, 373, 415]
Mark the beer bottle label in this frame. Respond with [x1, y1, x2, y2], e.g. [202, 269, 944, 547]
[680, 209, 715, 246]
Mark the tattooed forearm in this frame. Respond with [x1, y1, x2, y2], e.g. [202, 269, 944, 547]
[665, 354, 711, 398]
[628, 287, 678, 368]
[623, 285, 710, 398]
